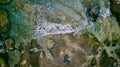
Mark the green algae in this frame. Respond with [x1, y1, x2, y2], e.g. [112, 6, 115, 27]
[0, 58, 5, 66]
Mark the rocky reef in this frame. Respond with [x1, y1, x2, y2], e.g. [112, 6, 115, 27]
[0, 0, 120, 67]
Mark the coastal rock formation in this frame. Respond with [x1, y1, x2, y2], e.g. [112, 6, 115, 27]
[0, 0, 120, 67]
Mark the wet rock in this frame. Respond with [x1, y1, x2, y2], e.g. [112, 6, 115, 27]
[0, 10, 10, 34]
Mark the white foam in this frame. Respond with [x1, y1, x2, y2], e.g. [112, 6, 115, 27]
[99, 7, 111, 18]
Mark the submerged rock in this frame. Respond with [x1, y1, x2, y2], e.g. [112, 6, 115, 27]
[0, 10, 10, 34]
[0, 0, 11, 4]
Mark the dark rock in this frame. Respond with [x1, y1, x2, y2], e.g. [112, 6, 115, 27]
[87, 6, 100, 22]
[99, 50, 118, 67]
[88, 57, 96, 67]
[30, 39, 42, 49]
[115, 48, 120, 58]
[110, 0, 120, 26]
[104, 39, 111, 46]
[112, 43, 117, 47]
[0, 41, 3, 49]
[99, 50, 109, 67]
[29, 53, 40, 66]
[64, 54, 71, 64]
[108, 57, 118, 67]
[83, 0, 100, 22]
[18, 42, 24, 53]
[0, 53, 9, 66]
[30, 39, 38, 48]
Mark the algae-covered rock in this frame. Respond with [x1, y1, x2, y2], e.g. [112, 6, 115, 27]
[8, 50, 20, 67]
[0, 57, 7, 67]
[99, 50, 118, 67]
[0, 0, 120, 67]
[5, 37, 15, 50]
[0, 0, 11, 4]
[0, 10, 10, 34]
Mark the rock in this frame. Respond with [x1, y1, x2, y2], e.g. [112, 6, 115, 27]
[99, 50, 118, 67]
[30, 39, 41, 48]
[0, 41, 3, 50]
[64, 54, 71, 64]
[0, 52, 9, 66]
[89, 57, 96, 66]
[104, 39, 111, 46]
[83, 0, 100, 22]
[115, 48, 120, 58]
[0, 0, 11, 4]
[0, 0, 119, 67]
[14, 0, 28, 9]
[8, 50, 20, 67]
[5, 37, 15, 51]
[0, 10, 10, 34]
[110, 0, 120, 26]
[0, 57, 7, 67]
[18, 50, 31, 67]
[46, 36, 55, 49]
[29, 53, 40, 66]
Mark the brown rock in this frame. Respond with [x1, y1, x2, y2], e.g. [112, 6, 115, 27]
[5, 37, 15, 50]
